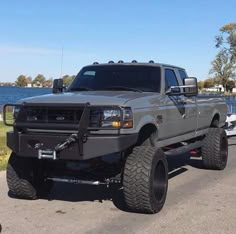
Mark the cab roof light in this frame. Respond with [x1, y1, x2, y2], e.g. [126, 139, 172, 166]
[118, 60, 124, 63]
[108, 60, 114, 63]
[93, 62, 99, 64]
[131, 60, 137, 63]
[149, 60, 154, 63]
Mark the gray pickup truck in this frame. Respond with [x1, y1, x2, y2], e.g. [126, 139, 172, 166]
[3, 61, 228, 214]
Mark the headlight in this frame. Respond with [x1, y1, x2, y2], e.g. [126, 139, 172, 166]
[89, 107, 133, 129]
[103, 109, 121, 128]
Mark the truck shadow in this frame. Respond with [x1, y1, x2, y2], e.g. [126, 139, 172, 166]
[34, 153, 205, 212]
[7, 153, 206, 212]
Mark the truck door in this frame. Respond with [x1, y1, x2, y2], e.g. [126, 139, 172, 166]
[177, 69, 198, 134]
[163, 68, 187, 139]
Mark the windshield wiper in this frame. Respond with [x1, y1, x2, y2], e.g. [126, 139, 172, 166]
[69, 87, 93, 91]
[104, 86, 142, 93]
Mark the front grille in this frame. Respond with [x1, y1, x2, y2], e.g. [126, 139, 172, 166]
[18, 107, 84, 124]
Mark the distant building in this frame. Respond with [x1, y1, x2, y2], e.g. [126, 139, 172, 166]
[205, 85, 236, 93]
[0, 82, 15, 86]
[205, 85, 224, 93]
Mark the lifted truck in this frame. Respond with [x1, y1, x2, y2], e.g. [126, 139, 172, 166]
[3, 61, 228, 214]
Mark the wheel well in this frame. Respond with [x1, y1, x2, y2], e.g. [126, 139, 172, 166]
[210, 114, 220, 127]
[136, 124, 158, 146]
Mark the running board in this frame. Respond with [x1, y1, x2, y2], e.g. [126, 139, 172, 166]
[164, 141, 202, 156]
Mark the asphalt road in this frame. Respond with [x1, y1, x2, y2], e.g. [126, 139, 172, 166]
[1, 137, 236, 234]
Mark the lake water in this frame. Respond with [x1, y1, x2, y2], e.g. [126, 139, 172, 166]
[0, 86, 51, 112]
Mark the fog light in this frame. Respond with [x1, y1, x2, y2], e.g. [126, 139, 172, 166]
[112, 121, 121, 128]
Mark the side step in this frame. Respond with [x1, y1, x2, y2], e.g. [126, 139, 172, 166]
[164, 141, 202, 156]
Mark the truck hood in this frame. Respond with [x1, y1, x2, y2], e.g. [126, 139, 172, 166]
[18, 91, 159, 106]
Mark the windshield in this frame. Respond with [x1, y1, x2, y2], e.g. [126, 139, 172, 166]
[67, 65, 161, 92]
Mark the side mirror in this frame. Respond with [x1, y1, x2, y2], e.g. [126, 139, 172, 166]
[183, 77, 198, 96]
[52, 79, 64, 94]
[166, 77, 198, 96]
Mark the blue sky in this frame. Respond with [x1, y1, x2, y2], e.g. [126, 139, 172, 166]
[0, 0, 235, 82]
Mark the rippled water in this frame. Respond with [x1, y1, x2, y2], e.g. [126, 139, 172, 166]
[0, 86, 51, 111]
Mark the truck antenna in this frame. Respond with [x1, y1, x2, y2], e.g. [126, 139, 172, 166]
[60, 45, 64, 78]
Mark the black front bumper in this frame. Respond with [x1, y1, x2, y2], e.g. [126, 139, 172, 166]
[7, 131, 138, 160]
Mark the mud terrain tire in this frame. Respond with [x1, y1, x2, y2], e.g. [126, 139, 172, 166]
[123, 146, 168, 214]
[7, 152, 53, 199]
[202, 128, 228, 170]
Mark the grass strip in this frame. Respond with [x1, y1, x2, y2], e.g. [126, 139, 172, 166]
[0, 122, 11, 171]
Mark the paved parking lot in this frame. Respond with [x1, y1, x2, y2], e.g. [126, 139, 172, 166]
[1, 137, 236, 234]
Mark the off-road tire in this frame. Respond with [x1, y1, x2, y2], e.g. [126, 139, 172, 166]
[202, 128, 228, 170]
[141, 130, 158, 147]
[7, 152, 53, 199]
[123, 146, 168, 214]
[210, 119, 219, 128]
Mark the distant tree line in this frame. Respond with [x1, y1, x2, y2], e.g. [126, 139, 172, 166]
[197, 78, 235, 93]
[15, 74, 75, 88]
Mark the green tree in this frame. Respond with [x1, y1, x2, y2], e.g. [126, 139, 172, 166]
[32, 74, 46, 87]
[15, 75, 27, 87]
[226, 80, 235, 93]
[62, 75, 75, 87]
[216, 23, 236, 63]
[197, 80, 204, 90]
[210, 23, 236, 92]
[203, 78, 214, 88]
[210, 50, 236, 91]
